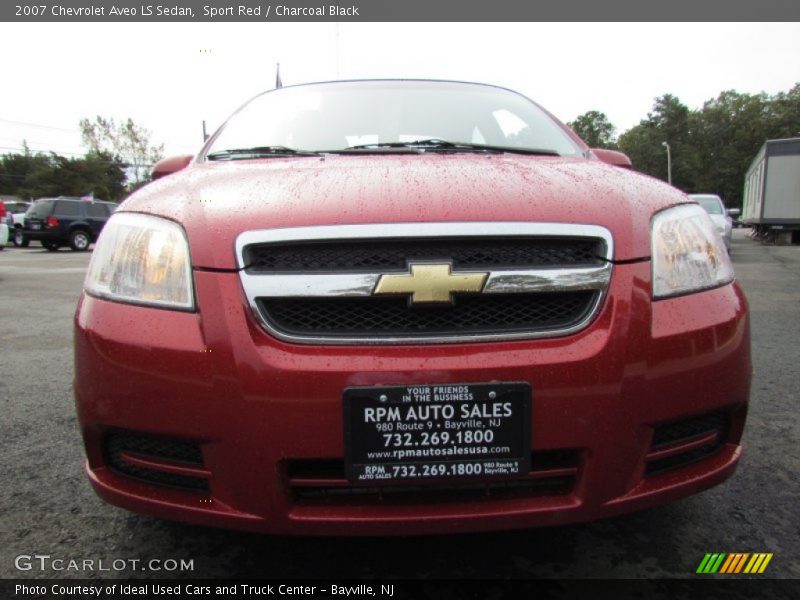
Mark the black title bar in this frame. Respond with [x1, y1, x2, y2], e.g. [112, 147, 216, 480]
[4, 0, 800, 22]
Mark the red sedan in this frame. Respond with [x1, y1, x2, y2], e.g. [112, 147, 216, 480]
[74, 80, 750, 535]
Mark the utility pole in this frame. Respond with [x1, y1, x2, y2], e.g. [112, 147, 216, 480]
[202, 120, 208, 142]
[662, 141, 672, 185]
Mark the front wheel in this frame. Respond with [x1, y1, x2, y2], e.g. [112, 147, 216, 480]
[69, 230, 91, 251]
[13, 228, 29, 247]
[42, 241, 60, 251]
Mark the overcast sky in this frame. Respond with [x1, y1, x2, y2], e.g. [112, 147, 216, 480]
[2, 22, 799, 158]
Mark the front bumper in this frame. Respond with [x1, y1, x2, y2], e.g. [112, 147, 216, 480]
[74, 261, 751, 535]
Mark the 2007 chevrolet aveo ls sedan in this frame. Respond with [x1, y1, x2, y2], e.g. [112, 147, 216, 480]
[75, 80, 750, 535]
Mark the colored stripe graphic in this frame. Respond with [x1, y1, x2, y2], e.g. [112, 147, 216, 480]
[698, 552, 773, 574]
[719, 554, 736, 573]
[697, 553, 727, 573]
[721, 553, 749, 573]
[744, 554, 760, 573]
[696, 554, 714, 573]
[734, 553, 750, 573]
[744, 553, 774, 574]
[723, 553, 736, 573]
[710, 554, 726, 573]
[758, 554, 774, 573]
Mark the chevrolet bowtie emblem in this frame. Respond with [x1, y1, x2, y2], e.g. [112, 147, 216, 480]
[373, 263, 488, 304]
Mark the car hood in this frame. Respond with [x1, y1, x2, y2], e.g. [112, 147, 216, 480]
[121, 154, 690, 269]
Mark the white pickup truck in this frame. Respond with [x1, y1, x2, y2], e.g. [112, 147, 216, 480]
[4, 200, 32, 247]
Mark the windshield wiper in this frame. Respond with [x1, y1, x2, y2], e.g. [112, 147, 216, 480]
[333, 139, 560, 156]
[206, 146, 322, 160]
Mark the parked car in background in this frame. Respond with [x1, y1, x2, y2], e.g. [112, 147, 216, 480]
[5, 200, 31, 219]
[727, 207, 746, 229]
[0, 201, 8, 250]
[5, 200, 32, 246]
[17, 197, 117, 251]
[690, 193, 732, 251]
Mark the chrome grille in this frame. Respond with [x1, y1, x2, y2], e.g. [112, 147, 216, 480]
[236, 222, 613, 345]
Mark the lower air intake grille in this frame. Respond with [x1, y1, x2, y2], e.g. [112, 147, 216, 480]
[651, 411, 728, 448]
[645, 411, 728, 476]
[292, 478, 575, 504]
[259, 291, 597, 338]
[287, 450, 579, 505]
[103, 431, 209, 492]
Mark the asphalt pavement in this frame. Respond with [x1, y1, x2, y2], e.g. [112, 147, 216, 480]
[0, 231, 798, 580]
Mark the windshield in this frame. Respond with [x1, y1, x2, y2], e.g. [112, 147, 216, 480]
[694, 196, 724, 215]
[204, 81, 583, 158]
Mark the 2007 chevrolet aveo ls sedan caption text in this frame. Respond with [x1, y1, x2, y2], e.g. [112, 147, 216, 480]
[74, 80, 750, 535]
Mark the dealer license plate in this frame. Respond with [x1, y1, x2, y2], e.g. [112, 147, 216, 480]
[344, 382, 531, 483]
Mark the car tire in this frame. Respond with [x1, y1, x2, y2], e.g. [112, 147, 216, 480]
[69, 230, 91, 252]
[13, 229, 29, 247]
[42, 241, 60, 251]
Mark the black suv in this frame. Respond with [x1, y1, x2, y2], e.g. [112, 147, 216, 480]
[17, 197, 117, 251]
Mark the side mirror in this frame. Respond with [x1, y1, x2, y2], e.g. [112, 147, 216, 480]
[151, 155, 193, 181]
[727, 208, 741, 217]
[592, 148, 633, 169]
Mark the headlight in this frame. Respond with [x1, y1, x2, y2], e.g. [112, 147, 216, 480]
[85, 213, 194, 310]
[651, 204, 734, 299]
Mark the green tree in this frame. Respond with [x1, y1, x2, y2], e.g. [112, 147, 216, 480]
[79, 116, 164, 188]
[618, 84, 799, 209]
[75, 152, 128, 200]
[0, 152, 50, 196]
[767, 83, 800, 139]
[568, 111, 618, 148]
[618, 121, 663, 179]
[619, 94, 698, 192]
[2, 151, 126, 201]
[690, 90, 771, 207]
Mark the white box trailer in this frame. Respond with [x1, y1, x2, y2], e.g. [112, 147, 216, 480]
[742, 138, 800, 243]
